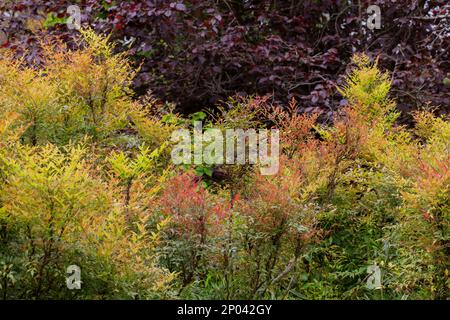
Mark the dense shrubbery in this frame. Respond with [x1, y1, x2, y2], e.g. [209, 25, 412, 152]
[0, 31, 448, 300]
[0, 0, 449, 119]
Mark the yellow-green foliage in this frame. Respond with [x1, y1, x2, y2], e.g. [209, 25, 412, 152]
[0, 139, 174, 299]
[0, 32, 448, 301]
[338, 53, 398, 125]
[0, 31, 178, 299]
[414, 110, 450, 159]
[0, 29, 141, 145]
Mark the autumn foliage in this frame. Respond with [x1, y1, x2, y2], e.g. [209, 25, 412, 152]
[0, 31, 448, 300]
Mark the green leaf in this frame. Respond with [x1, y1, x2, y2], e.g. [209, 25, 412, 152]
[43, 13, 67, 29]
[190, 111, 207, 122]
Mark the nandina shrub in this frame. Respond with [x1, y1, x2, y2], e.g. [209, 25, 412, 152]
[0, 28, 141, 146]
[387, 111, 449, 300]
[289, 55, 448, 299]
[154, 172, 221, 285]
[166, 53, 438, 299]
[232, 172, 318, 299]
[181, 164, 321, 300]
[159, 173, 209, 237]
[0, 140, 174, 299]
[0, 19, 449, 301]
[256, 97, 320, 158]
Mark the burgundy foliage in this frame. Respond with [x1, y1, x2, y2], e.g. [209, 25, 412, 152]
[1, 0, 448, 121]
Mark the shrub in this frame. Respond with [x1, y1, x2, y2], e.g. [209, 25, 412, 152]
[0, 142, 173, 299]
[0, 24, 448, 300]
[0, 28, 139, 146]
[2, 1, 448, 119]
